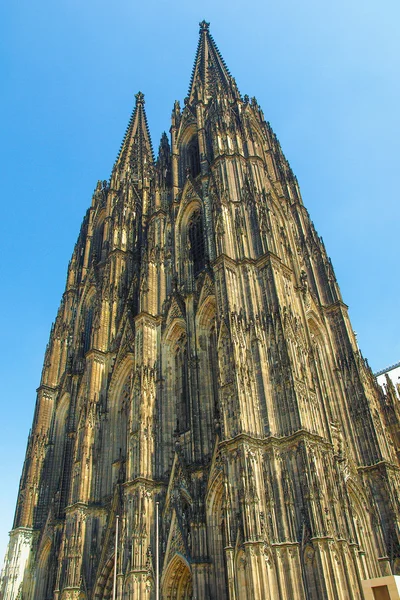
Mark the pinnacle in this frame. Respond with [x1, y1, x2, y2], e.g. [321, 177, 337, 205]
[160, 131, 169, 145]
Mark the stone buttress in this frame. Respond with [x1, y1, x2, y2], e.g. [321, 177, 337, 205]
[1, 20, 399, 600]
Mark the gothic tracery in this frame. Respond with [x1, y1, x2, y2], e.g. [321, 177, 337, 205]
[1, 21, 399, 600]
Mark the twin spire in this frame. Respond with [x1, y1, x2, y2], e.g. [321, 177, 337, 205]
[188, 20, 240, 104]
[114, 91, 154, 184]
[114, 22, 238, 182]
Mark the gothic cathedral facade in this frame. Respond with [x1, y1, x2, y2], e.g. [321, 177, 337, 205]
[1, 21, 400, 600]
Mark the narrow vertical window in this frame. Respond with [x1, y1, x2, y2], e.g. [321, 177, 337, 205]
[176, 344, 189, 433]
[209, 327, 219, 417]
[187, 137, 200, 178]
[188, 211, 205, 277]
[89, 220, 105, 265]
[83, 303, 94, 354]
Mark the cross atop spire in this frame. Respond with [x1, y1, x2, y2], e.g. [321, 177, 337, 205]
[187, 21, 240, 106]
[114, 91, 154, 184]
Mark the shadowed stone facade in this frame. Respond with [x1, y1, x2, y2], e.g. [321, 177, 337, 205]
[1, 20, 400, 600]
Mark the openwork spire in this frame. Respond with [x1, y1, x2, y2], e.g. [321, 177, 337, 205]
[187, 21, 240, 105]
[114, 91, 154, 183]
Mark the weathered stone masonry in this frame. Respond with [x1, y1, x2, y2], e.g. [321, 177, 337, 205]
[1, 20, 399, 600]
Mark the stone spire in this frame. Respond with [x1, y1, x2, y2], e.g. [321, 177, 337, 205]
[187, 20, 241, 105]
[113, 91, 154, 185]
[2, 22, 400, 600]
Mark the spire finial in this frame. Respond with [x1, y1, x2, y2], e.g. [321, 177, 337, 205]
[199, 20, 210, 33]
[135, 91, 145, 105]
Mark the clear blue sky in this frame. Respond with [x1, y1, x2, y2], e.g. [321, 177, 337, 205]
[1, 0, 399, 564]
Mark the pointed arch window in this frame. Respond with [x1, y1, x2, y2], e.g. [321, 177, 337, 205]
[188, 210, 205, 277]
[176, 342, 189, 433]
[89, 220, 105, 265]
[187, 137, 200, 178]
[83, 300, 95, 355]
[209, 326, 219, 418]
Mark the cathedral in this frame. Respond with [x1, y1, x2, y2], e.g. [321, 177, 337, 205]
[2, 20, 400, 600]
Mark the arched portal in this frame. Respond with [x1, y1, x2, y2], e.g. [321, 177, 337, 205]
[162, 554, 193, 600]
